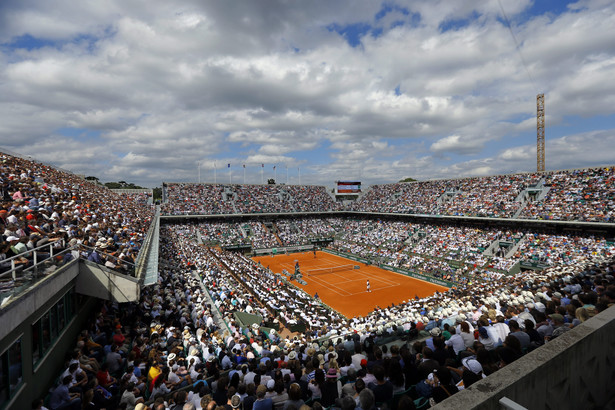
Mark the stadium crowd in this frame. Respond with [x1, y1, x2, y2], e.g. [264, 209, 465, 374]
[116, 192, 153, 208]
[162, 184, 342, 216]
[519, 167, 615, 221]
[0, 153, 154, 297]
[194, 217, 580, 285]
[351, 167, 613, 222]
[1, 150, 612, 409]
[161, 167, 614, 222]
[43, 219, 615, 410]
[198, 222, 249, 247]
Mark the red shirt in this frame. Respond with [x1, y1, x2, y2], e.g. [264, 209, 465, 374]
[113, 332, 126, 346]
[96, 370, 113, 387]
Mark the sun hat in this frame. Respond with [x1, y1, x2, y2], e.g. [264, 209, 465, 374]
[327, 368, 338, 379]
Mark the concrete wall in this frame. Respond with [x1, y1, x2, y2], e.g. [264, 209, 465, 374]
[434, 305, 615, 410]
[0, 262, 99, 410]
[0, 261, 80, 342]
[77, 261, 140, 302]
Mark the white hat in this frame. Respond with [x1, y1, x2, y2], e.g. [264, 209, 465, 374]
[462, 357, 483, 375]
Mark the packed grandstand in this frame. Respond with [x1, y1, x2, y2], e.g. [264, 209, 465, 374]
[1, 151, 614, 410]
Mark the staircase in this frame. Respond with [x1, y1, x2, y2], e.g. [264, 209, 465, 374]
[270, 222, 284, 246]
[405, 230, 424, 245]
[513, 178, 551, 218]
[222, 187, 239, 213]
[513, 200, 528, 219]
[239, 224, 249, 239]
[280, 188, 297, 212]
[435, 189, 459, 213]
[483, 238, 502, 256]
[505, 235, 527, 258]
[195, 250, 232, 332]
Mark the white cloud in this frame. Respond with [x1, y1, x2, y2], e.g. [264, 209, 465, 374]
[430, 134, 484, 155]
[0, 0, 614, 188]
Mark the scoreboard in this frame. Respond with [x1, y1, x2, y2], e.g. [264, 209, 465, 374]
[336, 181, 361, 194]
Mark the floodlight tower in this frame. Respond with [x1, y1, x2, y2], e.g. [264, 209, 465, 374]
[537, 93, 545, 172]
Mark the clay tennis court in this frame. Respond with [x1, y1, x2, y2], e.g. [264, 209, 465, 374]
[252, 250, 449, 318]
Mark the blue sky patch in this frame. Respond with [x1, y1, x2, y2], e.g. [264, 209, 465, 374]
[327, 22, 372, 48]
[375, 3, 410, 21]
[439, 11, 481, 32]
[57, 127, 101, 141]
[390, 20, 405, 29]
[523, 0, 579, 21]
[3, 34, 59, 50]
[3, 32, 103, 55]
[549, 113, 615, 139]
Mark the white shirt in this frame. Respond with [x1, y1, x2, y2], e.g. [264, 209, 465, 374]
[445, 334, 466, 355]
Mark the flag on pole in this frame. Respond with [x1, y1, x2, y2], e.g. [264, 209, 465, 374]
[261, 164, 264, 168]
[227, 163, 230, 168]
[243, 164, 245, 168]
[273, 165, 276, 170]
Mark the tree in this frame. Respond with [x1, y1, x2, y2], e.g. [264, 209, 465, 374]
[153, 187, 162, 200]
[268, 178, 276, 185]
[399, 177, 417, 183]
[104, 181, 144, 189]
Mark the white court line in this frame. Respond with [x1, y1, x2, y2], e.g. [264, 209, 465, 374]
[345, 269, 401, 286]
[322, 270, 401, 288]
[314, 275, 355, 296]
[276, 257, 402, 290]
[269, 256, 431, 302]
[312, 273, 401, 294]
[308, 274, 353, 297]
[330, 276, 401, 288]
[342, 283, 401, 296]
[280, 269, 352, 298]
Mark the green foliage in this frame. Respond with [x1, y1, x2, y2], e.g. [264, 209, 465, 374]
[152, 187, 162, 200]
[399, 177, 417, 182]
[85, 176, 101, 185]
[104, 181, 144, 189]
[267, 178, 276, 185]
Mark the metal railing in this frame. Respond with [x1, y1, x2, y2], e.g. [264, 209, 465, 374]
[0, 237, 149, 306]
[0, 242, 77, 303]
[134, 207, 160, 282]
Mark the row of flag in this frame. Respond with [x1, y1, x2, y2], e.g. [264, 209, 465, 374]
[225, 164, 281, 169]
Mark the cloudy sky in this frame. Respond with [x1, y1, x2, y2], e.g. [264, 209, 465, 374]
[1, 0, 614, 188]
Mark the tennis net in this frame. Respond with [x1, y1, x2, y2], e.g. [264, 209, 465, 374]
[306, 264, 357, 277]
